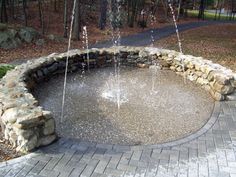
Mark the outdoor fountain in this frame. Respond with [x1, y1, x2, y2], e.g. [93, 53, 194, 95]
[0, 0, 236, 153]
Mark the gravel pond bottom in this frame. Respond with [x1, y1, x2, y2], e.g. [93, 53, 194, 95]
[33, 66, 214, 145]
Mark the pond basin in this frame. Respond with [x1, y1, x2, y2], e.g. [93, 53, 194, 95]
[33, 66, 214, 145]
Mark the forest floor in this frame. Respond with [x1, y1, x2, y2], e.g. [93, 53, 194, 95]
[155, 23, 236, 71]
[0, 17, 197, 64]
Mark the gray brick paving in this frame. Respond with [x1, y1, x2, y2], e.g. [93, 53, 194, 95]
[2, 101, 236, 176]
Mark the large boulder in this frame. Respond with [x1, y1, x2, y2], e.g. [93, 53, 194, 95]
[0, 23, 7, 31]
[0, 25, 40, 49]
[0, 29, 21, 49]
[18, 27, 39, 43]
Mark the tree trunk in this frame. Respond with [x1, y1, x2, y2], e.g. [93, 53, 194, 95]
[230, 0, 235, 20]
[160, 0, 168, 21]
[99, 0, 108, 30]
[54, 0, 57, 12]
[127, 0, 130, 25]
[198, 0, 205, 20]
[129, 0, 138, 27]
[218, 2, 223, 20]
[63, 0, 68, 38]
[1, 0, 8, 23]
[38, 0, 45, 34]
[177, 0, 182, 21]
[10, 0, 15, 19]
[73, 0, 81, 40]
[22, 0, 27, 26]
[214, 0, 219, 20]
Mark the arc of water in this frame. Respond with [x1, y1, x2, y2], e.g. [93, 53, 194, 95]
[82, 26, 90, 71]
[168, 2, 186, 82]
[61, 0, 77, 122]
[168, 2, 183, 54]
[150, 13, 156, 47]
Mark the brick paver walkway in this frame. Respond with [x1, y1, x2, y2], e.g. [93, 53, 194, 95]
[1, 101, 236, 177]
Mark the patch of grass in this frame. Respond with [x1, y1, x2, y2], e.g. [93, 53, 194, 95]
[0, 64, 14, 78]
[188, 10, 234, 21]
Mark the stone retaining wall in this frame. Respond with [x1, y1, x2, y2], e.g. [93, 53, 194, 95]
[0, 46, 236, 152]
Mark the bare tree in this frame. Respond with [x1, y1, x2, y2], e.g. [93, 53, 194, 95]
[177, 0, 182, 21]
[22, 0, 27, 26]
[198, 0, 205, 20]
[73, 0, 81, 40]
[63, 0, 68, 38]
[1, 0, 8, 23]
[99, 0, 108, 30]
[38, 0, 45, 34]
[214, 0, 219, 20]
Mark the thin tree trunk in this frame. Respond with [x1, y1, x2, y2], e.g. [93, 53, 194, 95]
[127, 0, 130, 25]
[99, 0, 108, 30]
[218, 1, 223, 20]
[230, 0, 234, 20]
[1, 0, 8, 22]
[63, 0, 68, 38]
[38, 0, 45, 34]
[10, 0, 15, 19]
[22, 0, 27, 26]
[73, 0, 80, 40]
[0, 0, 3, 22]
[129, 0, 137, 27]
[54, 0, 57, 12]
[198, 0, 205, 20]
[177, 0, 182, 21]
[214, 0, 219, 20]
[160, 0, 168, 21]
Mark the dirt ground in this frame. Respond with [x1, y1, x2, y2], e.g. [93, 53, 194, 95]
[0, 126, 22, 162]
[0, 17, 196, 64]
[155, 23, 236, 71]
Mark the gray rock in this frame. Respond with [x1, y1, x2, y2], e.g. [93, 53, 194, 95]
[36, 70, 44, 79]
[16, 134, 38, 152]
[47, 63, 59, 73]
[0, 31, 9, 44]
[43, 118, 55, 135]
[9, 131, 17, 147]
[0, 31, 21, 49]
[7, 29, 17, 38]
[38, 134, 56, 146]
[18, 27, 39, 43]
[47, 34, 64, 42]
[14, 127, 34, 139]
[35, 39, 45, 46]
[0, 23, 7, 31]
[47, 34, 55, 40]
[1, 107, 18, 124]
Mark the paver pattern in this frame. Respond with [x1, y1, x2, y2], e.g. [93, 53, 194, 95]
[0, 101, 236, 177]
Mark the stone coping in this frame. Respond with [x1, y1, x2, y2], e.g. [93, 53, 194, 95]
[0, 46, 235, 152]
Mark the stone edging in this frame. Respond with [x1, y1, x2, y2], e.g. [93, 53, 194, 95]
[0, 46, 235, 152]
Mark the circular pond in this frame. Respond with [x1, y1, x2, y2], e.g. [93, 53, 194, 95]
[33, 66, 214, 145]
